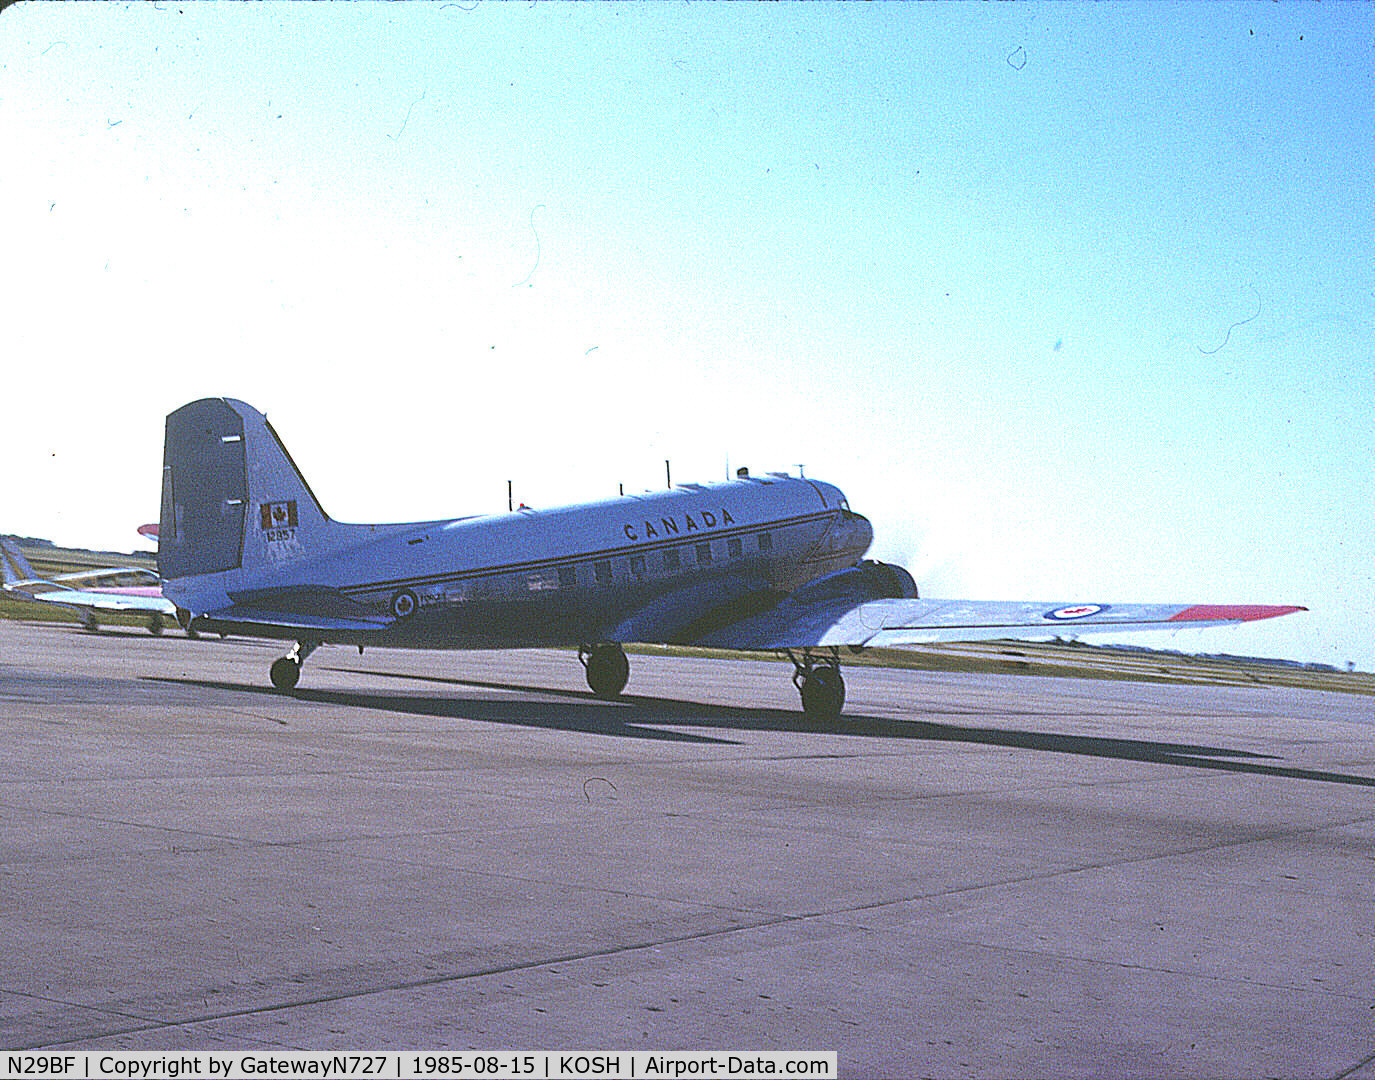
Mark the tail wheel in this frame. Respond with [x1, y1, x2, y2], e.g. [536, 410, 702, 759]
[270, 656, 301, 691]
[270, 640, 319, 691]
[581, 643, 629, 699]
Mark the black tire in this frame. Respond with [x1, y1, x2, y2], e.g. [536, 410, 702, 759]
[585, 644, 630, 699]
[270, 657, 301, 691]
[149, 613, 165, 635]
[799, 666, 845, 721]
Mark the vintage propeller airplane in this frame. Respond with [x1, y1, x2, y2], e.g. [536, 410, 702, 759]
[157, 398, 1305, 719]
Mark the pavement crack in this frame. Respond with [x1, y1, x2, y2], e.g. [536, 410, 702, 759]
[29, 916, 797, 1049]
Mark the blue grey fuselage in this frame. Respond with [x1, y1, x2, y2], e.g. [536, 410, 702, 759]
[285, 478, 871, 648]
[158, 398, 875, 649]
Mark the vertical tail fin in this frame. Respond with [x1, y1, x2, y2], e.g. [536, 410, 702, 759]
[158, 399, 346, 599]
[1, 538, 41, 587]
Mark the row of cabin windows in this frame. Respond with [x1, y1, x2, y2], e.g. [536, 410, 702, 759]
[568, 531, 772, 589]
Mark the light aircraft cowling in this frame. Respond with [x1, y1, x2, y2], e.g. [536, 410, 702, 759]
[157, 398, 1305, 719]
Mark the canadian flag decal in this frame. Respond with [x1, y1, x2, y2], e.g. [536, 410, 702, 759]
[260, 500, 298, 530]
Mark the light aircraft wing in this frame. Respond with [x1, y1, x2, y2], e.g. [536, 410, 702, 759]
[697, 598, 1307, 650]
[28, 588, 176, 616]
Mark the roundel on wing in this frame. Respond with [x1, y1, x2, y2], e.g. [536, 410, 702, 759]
[391, 589, 419, 619]
[1046, 604, 1106, 621]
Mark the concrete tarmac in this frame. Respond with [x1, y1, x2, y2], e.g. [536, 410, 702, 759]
[1, 619, 1373, 1078]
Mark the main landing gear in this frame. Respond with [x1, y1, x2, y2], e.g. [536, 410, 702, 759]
[577, 643, 846, 721]
[263, 637, 847, 722]
[789, 649, 846, 722]
[580, 642, 629, 700]
[270, 640, 320, 691]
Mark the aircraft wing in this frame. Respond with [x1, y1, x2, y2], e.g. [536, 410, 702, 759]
[28, 588, 176, 616]
[696, 598, 1307, 650]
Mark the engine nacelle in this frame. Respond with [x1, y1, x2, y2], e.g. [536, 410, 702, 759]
[789, 560, 919, 606]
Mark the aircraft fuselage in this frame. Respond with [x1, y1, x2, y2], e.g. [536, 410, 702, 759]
[187, 475, 874, 649]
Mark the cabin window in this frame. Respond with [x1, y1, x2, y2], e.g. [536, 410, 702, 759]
[696, 541, 713, 565]
[727, 536, 743, 558]
[594, 560, 613, 586]
[525, 569, 558, 592]
[557, 565, 576, 589]
[629, 554, 646, 580]
[758, 532, 773, 552]
[663, 548, 681, 572]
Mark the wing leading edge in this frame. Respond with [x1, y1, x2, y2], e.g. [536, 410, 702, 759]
[696, 598, 1307, 651]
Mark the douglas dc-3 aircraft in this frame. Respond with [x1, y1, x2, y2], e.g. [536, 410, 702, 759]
[158, 398, 1305, 720]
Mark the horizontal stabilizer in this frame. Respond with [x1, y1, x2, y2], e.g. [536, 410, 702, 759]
[193, 604, 392, 639]
[227, 584, 385, 621]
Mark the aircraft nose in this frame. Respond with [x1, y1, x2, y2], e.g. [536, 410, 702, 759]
[854, 512, 874, 555]
[834, 510, 873, 558]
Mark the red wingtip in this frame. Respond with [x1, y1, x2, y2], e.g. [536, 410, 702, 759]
[1169, 604, 1307, 623]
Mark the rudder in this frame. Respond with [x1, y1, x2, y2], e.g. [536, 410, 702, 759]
[159, 399, 248, 580]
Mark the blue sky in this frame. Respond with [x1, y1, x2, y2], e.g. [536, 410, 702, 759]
[3, 2, 1371, 668]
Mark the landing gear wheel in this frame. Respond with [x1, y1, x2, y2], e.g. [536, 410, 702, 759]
[83, 612, 100, 633]
[799, 666, 846, 722]
[270, 656, 301, 691]
[270, 640, 319, 691]
[790, 650, 846, 722]
[148, 613, 165, 635]
[581, 643, 629, 699]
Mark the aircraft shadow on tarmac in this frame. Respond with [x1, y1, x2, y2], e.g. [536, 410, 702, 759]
[143, 668, 1375, 789]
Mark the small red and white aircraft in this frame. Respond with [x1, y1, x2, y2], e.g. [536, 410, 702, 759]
[157, 398, 1305, 719]
[1, 537, 183, 635]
